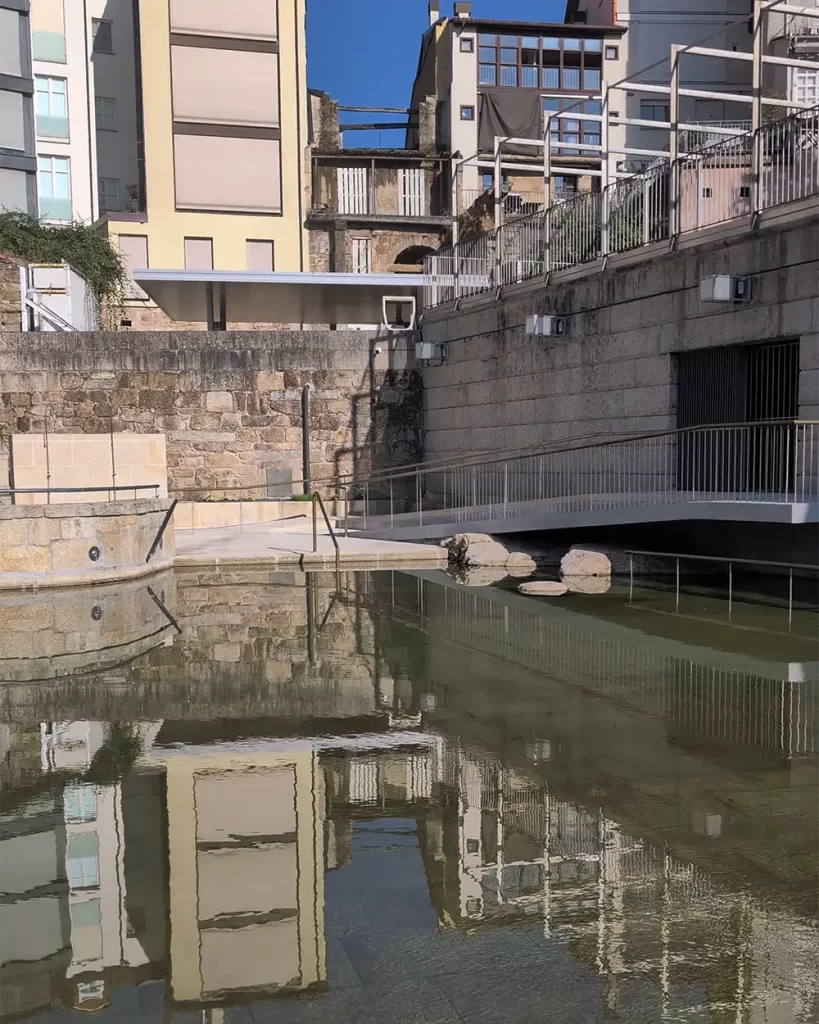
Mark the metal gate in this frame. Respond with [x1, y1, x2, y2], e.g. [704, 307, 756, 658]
[676, 339, 799, 494]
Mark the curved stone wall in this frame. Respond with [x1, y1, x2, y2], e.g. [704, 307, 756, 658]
[0, 498, 174, 590]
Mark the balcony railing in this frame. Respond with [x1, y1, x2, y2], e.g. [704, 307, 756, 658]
[424, 104, 819, 308]
[310, 158, 451, 219]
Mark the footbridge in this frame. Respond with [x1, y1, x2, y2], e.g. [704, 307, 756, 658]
[347, 420, 819, 540]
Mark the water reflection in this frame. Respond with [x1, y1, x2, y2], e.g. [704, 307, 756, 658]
[1, 568, 816, 1023]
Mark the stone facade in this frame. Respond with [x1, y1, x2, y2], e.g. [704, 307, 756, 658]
[0, 497, 174, 589]
[420, 213, 819, 462]
[0, 331, 423, 495]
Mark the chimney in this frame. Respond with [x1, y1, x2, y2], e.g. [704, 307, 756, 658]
[428, 0, 440, 25]
[454, 2, 471, 18]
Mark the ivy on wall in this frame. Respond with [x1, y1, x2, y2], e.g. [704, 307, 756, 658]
[0, 212, 127, 321]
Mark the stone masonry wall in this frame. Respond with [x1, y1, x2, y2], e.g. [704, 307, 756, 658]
[0, 332, 422, 495]
[420, 214, 819, 461]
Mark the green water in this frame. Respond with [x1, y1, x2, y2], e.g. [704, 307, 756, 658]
[1, 568, 817, 1023]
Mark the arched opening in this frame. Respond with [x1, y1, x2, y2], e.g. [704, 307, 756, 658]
[392, 244, 436, 271]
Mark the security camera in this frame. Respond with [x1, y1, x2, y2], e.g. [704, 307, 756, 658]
[373, 346, 383, 355]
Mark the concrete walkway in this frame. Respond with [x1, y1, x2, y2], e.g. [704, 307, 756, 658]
[175, 519, 446, 569]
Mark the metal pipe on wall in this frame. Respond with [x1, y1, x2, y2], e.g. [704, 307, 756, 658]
[302, 384, 311, 495]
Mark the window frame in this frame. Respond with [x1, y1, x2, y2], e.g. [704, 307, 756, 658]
[476, 32, 606, 91]
[91, 18, 114, 54]
[98, 177, 119, 212]
[95, 95, 117, 131]
[35, 75, 67, 118]
[640, 101, 670, 123]
[38, 155, 71, 200]
[351, 236, 372, 275]
[460, 36, 474, 53]
[460, 104, 475, 121]
[605, 45, 619, 60]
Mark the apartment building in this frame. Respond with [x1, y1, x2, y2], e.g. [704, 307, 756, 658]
[409, 2, 625, 209]
[0, 0, 37, 215]
[109, 0, 308, 283]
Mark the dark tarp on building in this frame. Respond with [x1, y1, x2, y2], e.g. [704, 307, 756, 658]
[478, 88, 543, 156]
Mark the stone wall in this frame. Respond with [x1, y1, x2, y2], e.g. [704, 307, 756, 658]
[0, 497, 174, 589]
[420, 214, 819, 461]
[0, 331, 423, 495]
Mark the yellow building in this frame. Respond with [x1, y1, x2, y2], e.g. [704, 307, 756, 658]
[106, 0, 309, 327]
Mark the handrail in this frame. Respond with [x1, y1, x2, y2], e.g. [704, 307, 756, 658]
[625, 549, 819, 572]
[145, 499, 178, 563]
[312, 491, 340, 572]
[1, 484, 162, 497]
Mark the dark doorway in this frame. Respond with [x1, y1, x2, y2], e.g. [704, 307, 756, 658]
[676, 339, 799, 494]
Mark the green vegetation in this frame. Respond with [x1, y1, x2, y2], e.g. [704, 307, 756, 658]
[84, 722, 142, 784]
[292, 492, 314, 501]
[0, 211, 127, 313]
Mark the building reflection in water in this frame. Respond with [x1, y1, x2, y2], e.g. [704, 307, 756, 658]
[0, 568, 817, 1022]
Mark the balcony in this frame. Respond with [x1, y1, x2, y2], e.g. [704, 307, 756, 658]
[309, 154, 451, 222]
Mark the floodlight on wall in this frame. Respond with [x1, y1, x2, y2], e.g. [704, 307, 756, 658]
[699, 275, 751, 304]
[415, 341, 447, 363]
[525, 313, 565, 337]
[382, 296, 417, 331]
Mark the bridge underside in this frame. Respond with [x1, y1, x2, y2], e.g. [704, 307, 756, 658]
[351, 497, 818, 541]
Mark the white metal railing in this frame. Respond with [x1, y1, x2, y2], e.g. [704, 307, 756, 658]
[353, 421, 818, 532]
[425, 104, 819, 307]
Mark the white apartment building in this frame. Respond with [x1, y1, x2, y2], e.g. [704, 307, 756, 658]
[4, 0, 139, 224]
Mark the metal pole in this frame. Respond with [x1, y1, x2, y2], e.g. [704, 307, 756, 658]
[675, 557, 680, 612]
[788, 567, 793, 630]
[669, 44, 682, 238]
[728, 561, 733, 619]
[629, 554, 634, 602]
[751, 0, 764, 217]
[312, 493, 318, 553]
[600, 87, 610, 256]
[301, 385, 311, 495]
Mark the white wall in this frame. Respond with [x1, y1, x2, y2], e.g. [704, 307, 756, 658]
[449, 22, 481, 193]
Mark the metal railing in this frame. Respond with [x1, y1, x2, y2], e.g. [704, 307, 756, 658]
[1, 484, 162, 504]
[424, 104, 819, 307]
[350, 420, 819, 532]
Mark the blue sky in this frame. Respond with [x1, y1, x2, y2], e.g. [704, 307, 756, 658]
[306, 0, 566, 146]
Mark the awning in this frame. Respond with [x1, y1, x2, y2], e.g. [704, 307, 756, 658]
[132, 269, 423, 325]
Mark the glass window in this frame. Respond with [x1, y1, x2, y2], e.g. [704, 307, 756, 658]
[605, 45, 619, 60]
[521, 47, 539, 66]
[67, 832, 100, 889]
[564, 38, 581, 50]
[460, 36, 474, 52]
[38, 155, 70, 199]
[95, 96, 117, 131]
[35, 76, 67, 117]
[521, 66, 538, 88]
[500, 47, 517, 63]
[98, 177, 119, 211]
[542, 96, 560, 111]
[542, 67, 559, 89]
[64, 783, 96, 823]
[641, 101, 669, 122]
[563, 68, 580, 90]
[460, 105, 475, 120]
[521, 36, 539, 48]
[478, 33, 496, 44]
[481, 172, 494, 190]
[499, 35, 517, 46]
[584, 133, 601, 147]
[542, 36, 560, 49]
[479, 64, 497, 85]
[583, 99, 602, 115]
[91, 18, 113, 54]
[563, 118, 579, 130]
[584, 68, 601, 90]
[479, 46, 496, 61]
[500, 65, 517, 87]
[584, 38, 603, 51]
[555, 175, 578, 192]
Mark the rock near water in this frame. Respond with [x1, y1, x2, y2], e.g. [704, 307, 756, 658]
[517, 581, 569, 596]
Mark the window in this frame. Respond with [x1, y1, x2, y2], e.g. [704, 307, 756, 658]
[583, 68, 601, 90]
[35, 76, 69, 138]
[35, 76, 67, 118]
[521, 65, 538, 87]
[398, 167, 425, 216]
[91, 18, 113, 53]
[98, 177, 119, 211]
[481, 171, 494, 190]
[563, 68, 580, 90]
[542, 67, 559, 89]
[500, 65, 517, 87]
[641, 102, 669, 122]
[478, 33, 496, 45]
[466, 838, 480, 854]
[460, 105, 475, 120]
[246, 239, 274, 271]
[64, 784, 96, 823]
[95, 96, 117, 131]
[38, 155, 71, 220]
[555, 175, 578, 193]
[563, 38, 581, 50]
[738, 185, 751, 198]
[584, 39, 602, 52]
[605, 45, 619, 60]
[460, 36, 474, 52]
[542, 37, 560, 49]
[479, 63, 497, 85]
[702, 187, 713, 198]
[479, 45, 496, 61]
[184, 237, 213, 270]
[352, 237, 371, 274]
[66, 833, 100, 890]
[338, 166, 368, 214]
